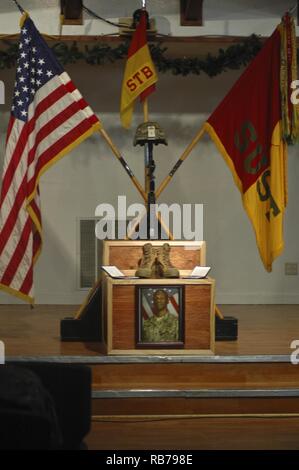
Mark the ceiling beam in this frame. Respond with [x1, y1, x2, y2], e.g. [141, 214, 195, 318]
[61, 0, 83, 25]
[180, 0, 203, 26]
[0, 35, 298, 45]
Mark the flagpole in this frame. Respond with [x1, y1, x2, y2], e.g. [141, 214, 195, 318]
[142, 0, 149, 194]
[156, 126, 205, 198]
[98, 127, 147, 200]
[143, 99, 150, 193]
[288, 3, 297, 14]
[11, 0, 25, 13]
[143, 98, 149, 122]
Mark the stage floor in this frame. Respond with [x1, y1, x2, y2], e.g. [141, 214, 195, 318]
[1, 304, 299, 449]
[0, 303, 298, 358]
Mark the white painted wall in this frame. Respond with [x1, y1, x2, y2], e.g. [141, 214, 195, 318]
[0, 1, 298, 304]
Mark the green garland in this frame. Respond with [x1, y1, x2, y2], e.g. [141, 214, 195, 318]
[0, 35, 298, 77]
[150, 36, 263, 77]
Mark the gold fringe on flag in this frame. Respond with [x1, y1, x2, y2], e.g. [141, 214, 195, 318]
[279, 13, 298, 144]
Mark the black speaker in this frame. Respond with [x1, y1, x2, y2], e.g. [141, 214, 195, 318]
[215, 316, 238, 341]
[60, 281, 102, 341]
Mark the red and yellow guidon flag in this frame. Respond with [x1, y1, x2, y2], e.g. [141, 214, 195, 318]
[120, 10, 157, 128]
[204, 14, 298, 272]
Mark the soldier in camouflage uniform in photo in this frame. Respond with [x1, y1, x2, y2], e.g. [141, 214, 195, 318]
[142, 290, 178, 342]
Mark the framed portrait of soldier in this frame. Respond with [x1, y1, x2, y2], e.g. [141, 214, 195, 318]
[136, 285, 185, 348]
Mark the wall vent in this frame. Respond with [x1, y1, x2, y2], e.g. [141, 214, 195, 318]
[79, 218, 100, 289]
[78, 218, 132, 289]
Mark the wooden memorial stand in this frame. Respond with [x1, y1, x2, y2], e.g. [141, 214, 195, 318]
[102, 241, 215, 355]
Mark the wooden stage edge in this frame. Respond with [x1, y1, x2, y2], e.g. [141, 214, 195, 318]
[1, 304, 299, 449]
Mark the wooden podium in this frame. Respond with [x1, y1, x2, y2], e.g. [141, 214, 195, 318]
[102, 241, 215, 355]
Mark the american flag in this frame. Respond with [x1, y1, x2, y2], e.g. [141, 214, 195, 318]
[142, 287, 179, 320]
[0, 14, 100, 303]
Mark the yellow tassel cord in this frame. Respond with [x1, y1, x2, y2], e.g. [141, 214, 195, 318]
[289, 15, 298, 142]
[279, 14, 298, 144]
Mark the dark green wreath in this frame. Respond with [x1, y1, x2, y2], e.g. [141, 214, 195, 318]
[0, 34, 298, 77]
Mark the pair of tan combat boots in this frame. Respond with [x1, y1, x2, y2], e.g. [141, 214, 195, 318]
[136, 243, 180, 278]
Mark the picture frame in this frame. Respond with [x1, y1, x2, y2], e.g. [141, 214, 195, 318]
[136, 285, 185, 348]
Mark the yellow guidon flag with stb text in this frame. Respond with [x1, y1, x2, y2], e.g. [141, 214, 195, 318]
[204, 13, 298, 272]
[120, 10, 157, 128]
